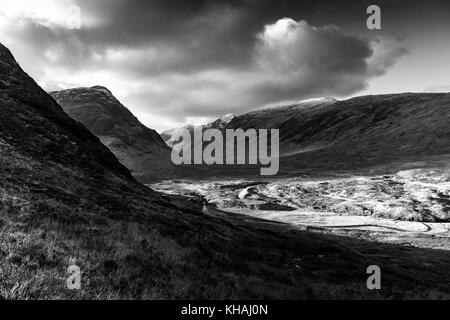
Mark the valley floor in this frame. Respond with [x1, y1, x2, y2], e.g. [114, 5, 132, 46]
[151, 168, 450, 252]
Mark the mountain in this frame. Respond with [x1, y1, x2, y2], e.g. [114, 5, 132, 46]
[161, 124, 198, 149]
[161, 114, 235, 151]
[205, 113, 236, 130]
[0, 42, 362, 299]
[2, 42, 450, 299]
[0, 41, 205, 298]
[227, 93, 450, 174]
[50, 86, 176, 182]
[163, 94, 450, 176]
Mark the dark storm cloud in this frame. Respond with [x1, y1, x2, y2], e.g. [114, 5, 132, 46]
[68, 0, 365, 73]
[117, 18, 407, 120]
[56, 0, 416, 74]
[6, 0, 436, 129]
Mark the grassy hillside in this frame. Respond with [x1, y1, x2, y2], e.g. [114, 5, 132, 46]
[1, 42, 450, 299]
[165, 94, 450, 178]
[228, 93, 450, 173]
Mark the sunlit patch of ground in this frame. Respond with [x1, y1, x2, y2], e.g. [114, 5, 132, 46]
[151, 168, 450, 251]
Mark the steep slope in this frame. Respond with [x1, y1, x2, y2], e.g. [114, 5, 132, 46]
[50, 87, 176, 182]
[0, 41, 204, 298]
[2, 42, 450, 299]
[168, 94, 448, 176]
[227, 93, 450, 173]
[0, 62, 133, 182]
[1, 41, 320, 299]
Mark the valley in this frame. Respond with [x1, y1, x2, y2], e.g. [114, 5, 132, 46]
[2, 0, 450, 303]
[1, 40, 450, 299]
[151, 167, 450, 251]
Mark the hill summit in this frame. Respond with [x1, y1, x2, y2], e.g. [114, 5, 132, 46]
[50, 86, 176, 182]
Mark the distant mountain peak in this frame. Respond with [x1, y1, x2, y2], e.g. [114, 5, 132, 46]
[52, 85, 113, 96]
[50, 86, 176, 182]
[161, 114, 235, 149]
[0, 41, 134, 183]
[90, 85, 112, 94]
[183, 123, 197, 130]
[266, 97, 338, 110]
[246, 97, 338, 117]
[299, 97, 337, 103]
[219, 113, 235, 123]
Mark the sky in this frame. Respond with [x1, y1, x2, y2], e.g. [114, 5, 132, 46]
[1, 0, 450, 132]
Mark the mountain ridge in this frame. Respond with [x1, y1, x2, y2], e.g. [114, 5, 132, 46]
[50, 86, 176, 182]
[161, 113, 236, 150]
[162, 92, 450, 176]
[2, 41, 450, 299]
[0, 44, 135, 182]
